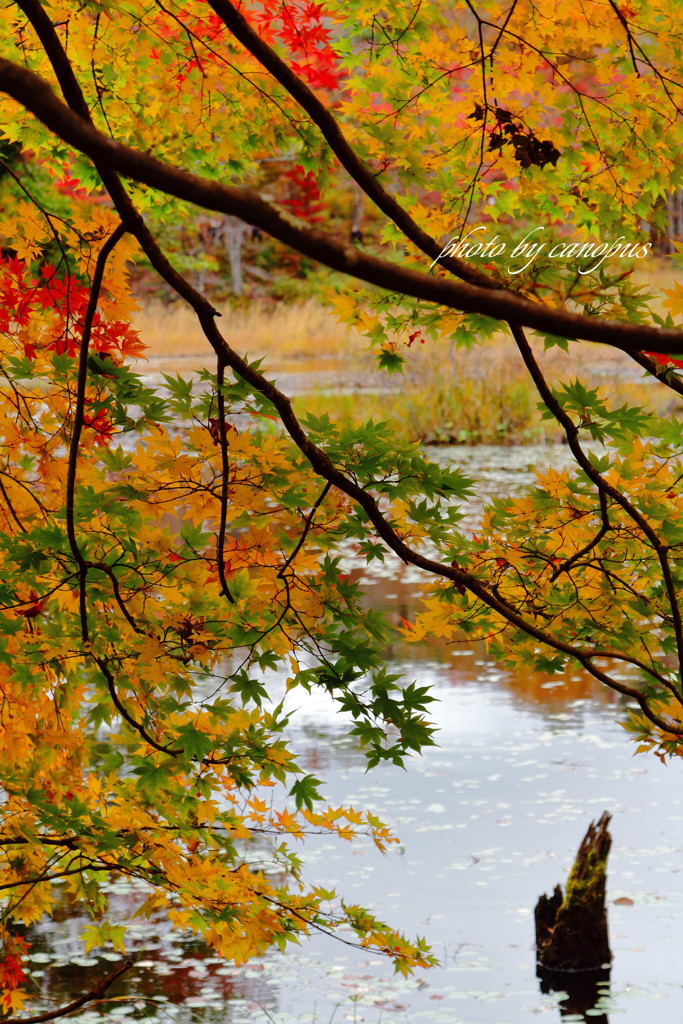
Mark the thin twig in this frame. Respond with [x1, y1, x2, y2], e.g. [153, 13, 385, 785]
[278, 482, 331, 578]
[65, 222, 127, 643]
[6, 957, 135, 1024]
[215, 359, 235, 603]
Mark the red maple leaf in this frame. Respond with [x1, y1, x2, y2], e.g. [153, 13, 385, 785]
[281, 164, 327, 222]
[18, 589, 47, 619]
[83, 404, 115, 446]
[643, 350, 683, 370]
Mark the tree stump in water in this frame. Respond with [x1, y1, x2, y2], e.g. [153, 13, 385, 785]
[536, 811, 612, 970]
[535, 812, 613, 1021]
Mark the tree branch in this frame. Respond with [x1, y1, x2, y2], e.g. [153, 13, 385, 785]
[510, 321, 683, 698]
[2, 57, 683, 354]
[6, 957, 135, 1024]
[215, 360, 235, 604]
[65, 222, 127, 643]
[278, 482, 331, 578]
[205, 0, 497, 288]
[549, 489, 611, 581]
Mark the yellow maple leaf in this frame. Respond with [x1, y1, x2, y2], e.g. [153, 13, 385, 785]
[663, 281, 683, 318]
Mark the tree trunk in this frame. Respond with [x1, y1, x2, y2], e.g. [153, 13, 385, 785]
[224, 215, 246, 297]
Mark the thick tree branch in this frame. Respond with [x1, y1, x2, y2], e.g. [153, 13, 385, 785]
[205, 0, 497, 288]
[2, 57, 683, 354]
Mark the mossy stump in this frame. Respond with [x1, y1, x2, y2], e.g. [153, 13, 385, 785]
[535, 811, 612, 972]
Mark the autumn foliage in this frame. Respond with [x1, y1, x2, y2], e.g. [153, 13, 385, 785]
[0, 0, 681, 1017]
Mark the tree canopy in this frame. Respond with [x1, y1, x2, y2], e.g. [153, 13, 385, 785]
[0, 0, 682, 1016]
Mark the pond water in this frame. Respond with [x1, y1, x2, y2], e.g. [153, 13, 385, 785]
[23, 446, 683, 1024]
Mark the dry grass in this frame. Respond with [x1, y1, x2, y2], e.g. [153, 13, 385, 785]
[133, 298, 369, 364]
[132, 273, 683, 445]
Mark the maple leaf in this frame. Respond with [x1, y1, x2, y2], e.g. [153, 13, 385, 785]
[17, 589, 47, 619]
[662, 281, 683, 319]
[643, 350, 683, 370]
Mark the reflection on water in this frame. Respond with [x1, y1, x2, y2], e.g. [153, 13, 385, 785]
[361, 566, 631, 717]
[538, 965, 612, 1024]
[21, 446, 683, 1024]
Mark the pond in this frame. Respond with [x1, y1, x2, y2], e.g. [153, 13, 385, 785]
[23, 446, 683, 1024]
